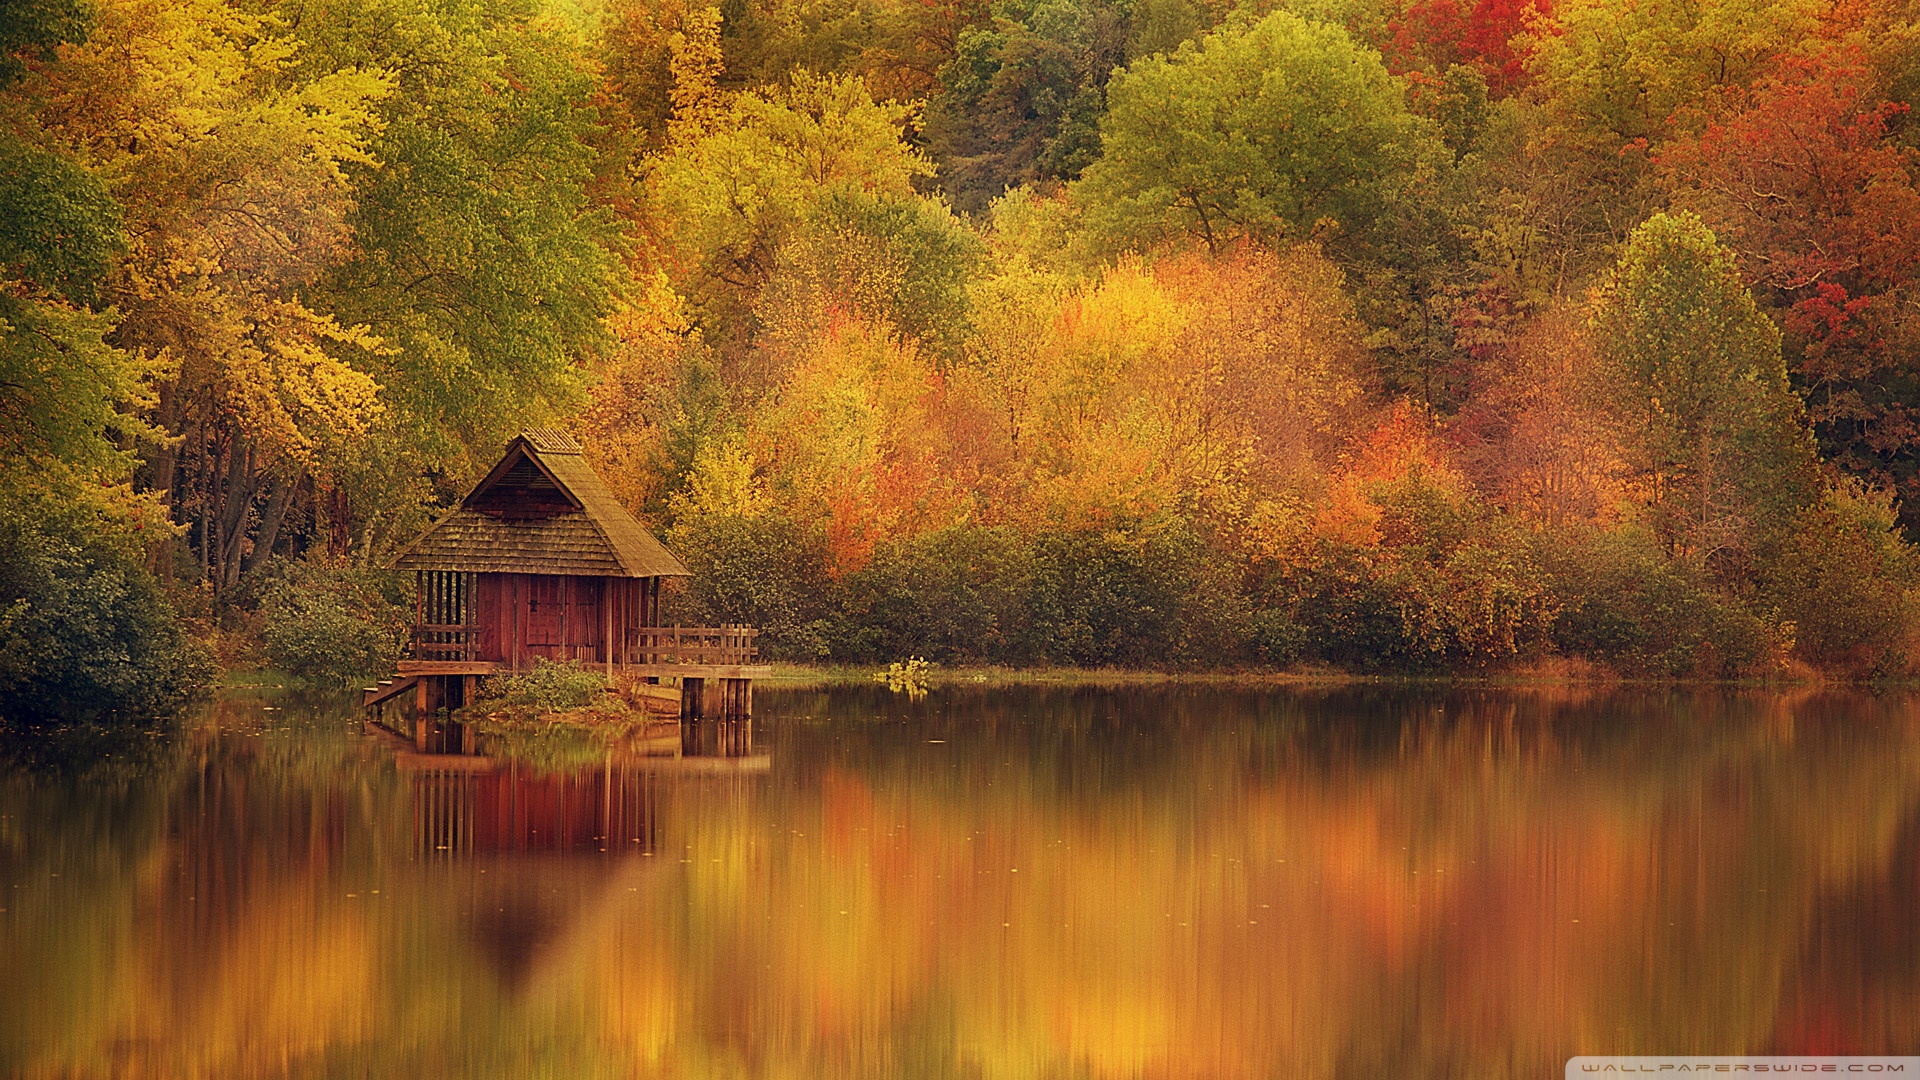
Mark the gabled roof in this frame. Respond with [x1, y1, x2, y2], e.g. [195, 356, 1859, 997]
[390, 429, 690, 578]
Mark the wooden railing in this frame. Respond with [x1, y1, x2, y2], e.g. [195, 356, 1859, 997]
[625, 624, 760, 666]
[413, 623, 482, 661]
[405, 623, 760, 666]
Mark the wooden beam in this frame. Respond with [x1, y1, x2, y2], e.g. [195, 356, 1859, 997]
[397, 660, 502, 675]
[604, 576, 614, 679]
[415, 676, 430, 751]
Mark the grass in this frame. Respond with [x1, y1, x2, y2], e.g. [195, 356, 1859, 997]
[754, 658, 1849, 690]
[757, 661, 1364, 689]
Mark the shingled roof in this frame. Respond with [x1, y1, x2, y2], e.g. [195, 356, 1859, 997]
[390, 428, 690, 577]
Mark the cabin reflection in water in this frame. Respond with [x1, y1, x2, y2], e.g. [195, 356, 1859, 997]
[405, 719, 760, 860]
[681, 717, 753, 758]
[411, 765, 660, 858]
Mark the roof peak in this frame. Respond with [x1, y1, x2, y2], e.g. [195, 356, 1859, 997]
[391, 430, 689, 577]
[520, 427, 583, 455]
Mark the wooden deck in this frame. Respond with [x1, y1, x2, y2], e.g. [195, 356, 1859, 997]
[392, 659, 771, 679]
[406, 622, 760, 669]
[369, 624, 766, 723]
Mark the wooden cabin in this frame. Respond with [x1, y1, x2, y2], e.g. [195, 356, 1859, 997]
[363, 428, 765, 743]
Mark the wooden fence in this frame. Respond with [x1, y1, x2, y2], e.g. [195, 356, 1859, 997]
[625, 624, 760, 666]
[413, 623, 484, 661]
[407, 623, 759, 666]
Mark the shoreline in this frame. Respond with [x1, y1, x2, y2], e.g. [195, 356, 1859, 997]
[209, 660, 1894, 695]
[752, 660, 1870, 692]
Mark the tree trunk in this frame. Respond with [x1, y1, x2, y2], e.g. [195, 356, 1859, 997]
[325, 485, 351, 557]
[245, 467, 301, 577]
[144, 381, 181, 501]
[216, 437, 256, 591]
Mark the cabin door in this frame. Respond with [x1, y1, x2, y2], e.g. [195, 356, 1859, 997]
[520, 576, 604, 663]
[524, 576, 566, 659]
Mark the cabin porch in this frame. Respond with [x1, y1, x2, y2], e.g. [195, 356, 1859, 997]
[401, 570, 765, 672]
[364, 570, 770, 741]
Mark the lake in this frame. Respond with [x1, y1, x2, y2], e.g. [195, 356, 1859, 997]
[3, 683, 1918, 1078]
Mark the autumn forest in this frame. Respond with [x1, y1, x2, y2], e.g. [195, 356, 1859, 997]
[5, 0, 1920, 718]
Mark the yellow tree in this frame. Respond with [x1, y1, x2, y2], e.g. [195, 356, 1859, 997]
[30, 0, 390, 588]
[646, 71, 933, 345]
[751, 317, 961, 574]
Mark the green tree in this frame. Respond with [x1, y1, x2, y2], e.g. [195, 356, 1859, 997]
[758, 189, 983, 361]
[286, 0, 628, 548]
[1590, 212, 1818, 567]
[0, 137, 147, 483]
[1073, 10, 1447, 259]
[924, 0, 1133, 213]
[0, 0, 89, 84]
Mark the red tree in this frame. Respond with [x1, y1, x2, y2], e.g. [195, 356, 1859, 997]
[1385, 0, 1551, 97]
[1663, 46, 1920, 524]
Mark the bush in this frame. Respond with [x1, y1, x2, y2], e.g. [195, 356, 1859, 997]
[1024, 525, 1189, 667]
[1247, 607, 1309, 665]
[833, 524, 1036, 663]
[1760, 480, 1919, 677]
[461, 661, 639, 769]
[0, 491, 213, 723]
[474, 659, 610, 711]
[1287, 541, 1423, 670]
[257, 558, 408, 685]
[1549, 526, 1776, 676]
[1284, 471, 1558, 672]
[667, 512, 834, 659]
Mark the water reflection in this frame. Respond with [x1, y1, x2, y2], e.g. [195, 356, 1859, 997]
[409, 764, 661, 858]
[1, 685, 1918, 1077]
[682, 717, 754, 759]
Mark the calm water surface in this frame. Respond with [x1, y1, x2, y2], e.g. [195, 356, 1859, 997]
[3, 684, 1918, 1078]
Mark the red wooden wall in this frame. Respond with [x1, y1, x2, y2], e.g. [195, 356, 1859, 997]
[468, 573, 660, 666]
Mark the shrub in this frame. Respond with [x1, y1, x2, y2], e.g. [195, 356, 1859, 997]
[257, 558, 408, 686]
[474, 659, 610, 711]
[0, 491, 213, 723]
[462, 661, 638, 768]
[1247, 607, 1309, 665]
[1760, 480, 1919, 677]
[1285, 468, 1558, 672]
[1549, 526, 1776, 676]
[667, 512, 834, 659]
[833, 524, 1036, 663]
[1025, 525, 1188, 667]
[1286, 540, 1420, 670]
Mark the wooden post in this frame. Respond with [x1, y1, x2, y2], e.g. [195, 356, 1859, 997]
[415, 676, 431, 751]
[463, 571, 474, 660]
[511, 574, 521, 673]
[560, 576, 571, 663]
[604, 577, 614, 679]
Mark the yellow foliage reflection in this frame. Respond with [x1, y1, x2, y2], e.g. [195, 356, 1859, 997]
[4, 688, 1919, 1077]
